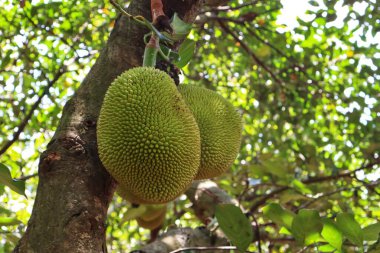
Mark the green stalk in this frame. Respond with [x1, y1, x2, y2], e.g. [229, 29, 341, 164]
[143, 35, 159, 67]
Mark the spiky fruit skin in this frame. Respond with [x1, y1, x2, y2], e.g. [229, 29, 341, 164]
[116, 185, 145, 205]
[178, 85, 242, 180]
[97, 67, 201, 204]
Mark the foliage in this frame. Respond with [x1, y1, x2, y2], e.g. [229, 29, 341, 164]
[0, 0, 379, 252]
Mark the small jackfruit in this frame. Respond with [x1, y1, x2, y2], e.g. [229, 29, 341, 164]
[136, 205, 167, 230]
[139, 204, 167, 222]
[178, 85, 242, 179]
[97, 67, 201, 204]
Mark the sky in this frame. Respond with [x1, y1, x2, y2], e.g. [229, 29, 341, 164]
[278, 0, 379, 47]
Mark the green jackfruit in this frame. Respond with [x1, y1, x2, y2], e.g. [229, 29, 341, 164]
[116, 185, 145, 205]
[139, 204, 167, 222]
[178, 85, 242, 179]
[136, 205, 166, 230]
[97, 67, 201, 204]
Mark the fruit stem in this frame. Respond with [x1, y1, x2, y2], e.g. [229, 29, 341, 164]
[143, 35, 159, 67]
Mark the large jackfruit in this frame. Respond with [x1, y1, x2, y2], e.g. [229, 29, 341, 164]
[116, 185, 145, 205]
[178, 85, 242, 179]
[97, 67, 201, 204]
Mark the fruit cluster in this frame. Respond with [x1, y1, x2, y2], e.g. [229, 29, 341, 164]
[97, 67, 242, 204]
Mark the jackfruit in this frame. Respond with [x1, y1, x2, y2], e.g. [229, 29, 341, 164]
[136, 204, 167, 230]
[178, 85, 242, 179]
[139, 204, 167, 222]
[116, 185, 145, 205]
[97, 67, 201, 204]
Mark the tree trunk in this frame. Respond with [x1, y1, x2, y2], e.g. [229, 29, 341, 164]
[14, 1, 202, 252]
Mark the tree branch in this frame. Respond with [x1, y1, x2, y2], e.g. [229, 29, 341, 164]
[170, 246, 254, 253]
[217, 19, 283, 84]
[202, 0, 259, 12]
[248, 158, 380, 213]
[0, 66, 66, 157]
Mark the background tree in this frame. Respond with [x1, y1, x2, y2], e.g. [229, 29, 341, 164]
[0, 0, 379, 252]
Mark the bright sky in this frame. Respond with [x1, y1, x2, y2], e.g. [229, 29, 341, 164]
[278, 0, 379, 47]
[277, 0, 379, 182]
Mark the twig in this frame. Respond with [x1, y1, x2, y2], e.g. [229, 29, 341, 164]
[169, 246, 254, 253]
[249, 186, 289, 213]
[15, 173, 38, 181]
[249, 159, 380, 213]
[109, 0, 146, 25]
[245, 25, 290, 59]
[304, 158, 380, 184]
[237, 174, 250, 204]
[0, 66, 66, 157]
[201, 0, 260, 13]
[252, 215, 262, 253]
[109, 0, 171, 42]
[217, 19, 283, 84]
[22, 10, 81, 58]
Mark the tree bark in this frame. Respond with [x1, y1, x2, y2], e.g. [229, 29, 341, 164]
[14, 1, 202, 252]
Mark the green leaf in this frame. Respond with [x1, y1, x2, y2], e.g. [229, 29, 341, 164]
[263, 203, 295, 230]
[336, 213, 363, 248]
[291, 209, 323, 245]
[159, 45, 180, 62]
[165, 13, 192, 42]
[0, 50, 12, 69]
[321, 218, 343, 250]
[215, 204, 253, 252]
[309, 0, 319, 7]
[291, 179, 312, 194]
[326, 13, 337, 22]
[0, 217, 22, 226]
[121, 205, 147, 223]
[0, 206, 12, 215]
[256, 158, 288, 179]
[363, 223, 380, 241]
[0, 163, 26, 197]
[174, 39, 196, 68]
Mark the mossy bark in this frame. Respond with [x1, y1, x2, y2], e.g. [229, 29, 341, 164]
[13, 0, 202, 252]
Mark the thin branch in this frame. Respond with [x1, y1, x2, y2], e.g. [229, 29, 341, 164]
[217, 19, 283, 84]
[297, 187, 349, 211]
[295, 179, 380, 211]
[170, 246, 254, 253]
[0, 66, 66, 157]
[249, 186, 289, 213]
[303, 158, 380, 184]
[22, 10, 80, 58]
[249, 158, 380, 213]
[205, 16, 245, 24]
[252, 215, 262, 253]
[201, 0, 260, 13]
[15, 173, 38, 181]
[109, 0, 146, 25]
[245, 25, 290, 59]
[109, 0, 171, 43]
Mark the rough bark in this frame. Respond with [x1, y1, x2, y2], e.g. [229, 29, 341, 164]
[135, 227, 229, 253]
[14, 1, 202, 252]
